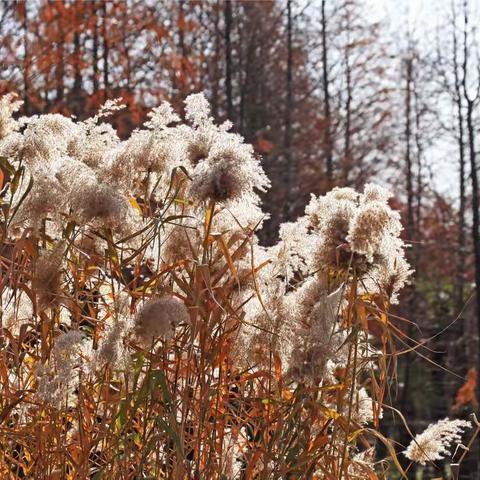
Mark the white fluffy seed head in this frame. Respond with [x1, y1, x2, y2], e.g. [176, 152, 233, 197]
[404, 418, 471, 465]
[184, 92, 212, 126]
[348, 201, 402, 261]
[0, 93, 22, 139]
[134, 296, 190, 346]
[33, 242, 65, 309]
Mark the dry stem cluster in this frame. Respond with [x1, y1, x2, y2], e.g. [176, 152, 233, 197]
[0, 93, 471, 479]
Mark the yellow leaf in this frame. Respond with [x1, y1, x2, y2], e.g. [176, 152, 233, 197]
[213, 233, 238, 281]
[129, 196, 142, 212]
[321, 406, 340, 420]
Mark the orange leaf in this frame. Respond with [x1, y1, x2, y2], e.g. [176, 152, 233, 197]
[452, 367, 478, 410]
[256, 137, 274, 153]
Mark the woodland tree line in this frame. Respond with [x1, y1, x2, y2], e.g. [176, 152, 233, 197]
[1, 0, 480, 476]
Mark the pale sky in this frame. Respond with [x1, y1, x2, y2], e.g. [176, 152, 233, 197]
[305, 0, 474, 198]
[365, 0, 470, 198]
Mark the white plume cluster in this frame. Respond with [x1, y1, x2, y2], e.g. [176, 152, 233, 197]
[404, 418, 471, 465]
[0, 92, 445, 477]
[0, 92, 269, 245]
[271, 184, 412, 303]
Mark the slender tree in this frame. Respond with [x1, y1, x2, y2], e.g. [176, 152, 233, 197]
[283, 0, 294, 221]
[102, 1, 109, 99]
[452, 2, 467, 319]
[321, 0, 333, 187]
[54, 0, 65, 104]
[21, 1, 29, 114]
[224, 0, 233, 121]
[462, 0, 480, 413]
[343, 2, 352, 185]
[92, 1, 99, 94]
[399, 52, 415, 417]
[405, 55, 415, 246]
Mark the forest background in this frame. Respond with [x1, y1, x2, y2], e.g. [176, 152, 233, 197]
[1, 0, 480, 477]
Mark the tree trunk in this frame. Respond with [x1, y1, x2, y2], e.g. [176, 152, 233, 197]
[92, 1, 99, 93]
[405, 57, 415, 246]
[466, 99, 480, 376]
[22, 1, 29, 114]
[465, 94, 480, 475]
[321, 0, 333, 188]
[72, 4, 83, 97]
[399, 54, 415, 416]
[211, 3, 221, 119]
[342, 4, 352, 186]
[413, 78, 423, 271]
[462, 6, 480, 471]
[178, 0, 187, 97]
[450, 8, 470, 366]
[54, 0, 65, 104]
[224, 0, 233, 121]
[122, 1, 131, 90]
[452, 8, 467, 323]
[283, 0, 294, 221]
[102, 1, 109, 99]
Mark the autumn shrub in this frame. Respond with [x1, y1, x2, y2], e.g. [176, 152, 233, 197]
[0, 92, 475, 479]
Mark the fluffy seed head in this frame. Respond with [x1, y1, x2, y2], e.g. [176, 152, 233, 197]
[0, 93, 22, 139]
[33, 242, 65, 309]
[189, 142, 269, 204]
[134, 296, 190, 345]
[348, 201, 401, 261]
[404, 418, 471, 465]
[185, 93, 211, 126]
[22, 114, 79, 166]
[12, 170, 67, 231]
[145, 102, 180, 130]
[286, 282, 345, 384]
[190, 159, 244, 203]
[187, 131, 212, 165]
[94, 296, 134, 370]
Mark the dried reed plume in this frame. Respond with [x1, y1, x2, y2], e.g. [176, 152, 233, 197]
[0, 92, 471, 479]
[134, 296, 190, 345]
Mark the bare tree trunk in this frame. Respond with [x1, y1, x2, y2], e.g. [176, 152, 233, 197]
[405, 57, 415, 246]
[465, 74, 480, 480]
[462, 8, 480, 468]
[465, 85, 480, 380]
[211, 3, 221, 119]
[178, 0, 187, 98]
[224, 0, 233, 121]
[92, 1, 99, 93]
[102, 1, 109, 100]
[448, 3, 474, 379]
[122, 1, 131, 90]
[343, 11, 352, 187]
[463, 3, 480, 342]
[22, 2, 29, 114]
[283, 0, 294, 221]
[54, 0, 65, 104]
[452, 7, 467, 321]
[239, 18, 255, 139]
[321, 0, 333, 188]
[399, 54, 415, 416]
[413, 78, 423, 270]
[72, 4, 82, 95]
